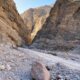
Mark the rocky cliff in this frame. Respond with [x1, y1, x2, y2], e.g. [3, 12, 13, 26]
[31, 0, 80, 51]
[0, 0, 29, 46]
[21, 5, 52, 44]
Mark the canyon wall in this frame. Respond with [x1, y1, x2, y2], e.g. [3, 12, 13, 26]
[32, 0, 80, 51]
[0, 0, 29, 46]
[21, 5, 52, 44]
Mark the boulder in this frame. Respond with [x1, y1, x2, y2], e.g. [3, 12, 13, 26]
[31, 62, 50, 80]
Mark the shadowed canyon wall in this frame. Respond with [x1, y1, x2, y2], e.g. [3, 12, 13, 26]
[31, 0, 80, 51]
[0, 0, 29, 46]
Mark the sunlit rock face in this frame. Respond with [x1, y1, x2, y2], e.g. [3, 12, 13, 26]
[21, 5, 52, 44]
[31, 0, 80, 51]
[0, 0, 29, 46]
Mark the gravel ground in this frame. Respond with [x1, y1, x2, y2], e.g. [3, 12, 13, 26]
[0, 44, 80, 80]
[50, 63, 80, 80]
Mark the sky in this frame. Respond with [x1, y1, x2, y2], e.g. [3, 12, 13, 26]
[14, 0, 56, 14]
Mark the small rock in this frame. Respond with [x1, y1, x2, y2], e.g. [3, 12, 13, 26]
[46, 65, 54, 71]
[6, 64, 11, 70]
[0, 64, 5, 70]
[18, 53, 24, 57]
[56, 73, 63, 80]
[31, 61, 50, 80]
[65, 76, 69, 80]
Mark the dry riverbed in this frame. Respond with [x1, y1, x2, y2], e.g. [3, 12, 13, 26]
[0, 44, 80, 80]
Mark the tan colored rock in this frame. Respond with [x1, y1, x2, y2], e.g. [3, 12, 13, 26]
[21, 5, 52, 44]
[0, 0, 29, 46]
[0, 64, 5, 70]
[31, 62, 50, 80]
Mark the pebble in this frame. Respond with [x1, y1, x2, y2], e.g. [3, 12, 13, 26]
[56, 73, 63, 80]
[6, 64, 12, 70]
[0, 64, 5, 70]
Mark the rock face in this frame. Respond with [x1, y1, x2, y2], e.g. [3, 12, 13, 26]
[0, 0, 29, 46]
[21, 5, 52, 44]
[32, 0, 80, 51]
[31, 62, 50, 80]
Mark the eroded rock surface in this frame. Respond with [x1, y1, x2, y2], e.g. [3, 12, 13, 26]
[21, 5, 52, 44]
[32, 0, 80, 51]
[0, 0, 29, 46]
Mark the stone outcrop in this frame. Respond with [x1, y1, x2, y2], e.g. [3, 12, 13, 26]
[31, 0, 80, 51]
[21, 5, 52, 44]
[0, 0, 29, 46]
